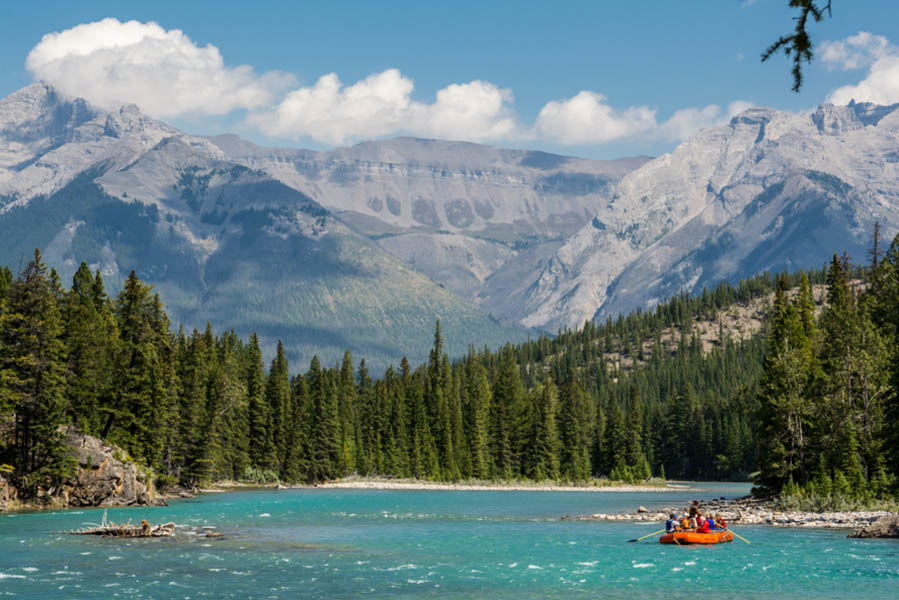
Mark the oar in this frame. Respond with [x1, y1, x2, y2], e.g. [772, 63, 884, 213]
[729, 529, 751, 544]
[628, 528, 666, 542]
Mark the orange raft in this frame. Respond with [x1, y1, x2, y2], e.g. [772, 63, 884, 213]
[659, 530, 734, 545]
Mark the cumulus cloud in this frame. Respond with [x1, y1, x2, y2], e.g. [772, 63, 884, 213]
[248, 71, 517, 145]
[409, 80, 518, 142]
[534, 91, 657, 145]
[24, 18, 754, 148]
[819, 32, 891, 71]
[26, 18, 294, 117]
[658, 101, 754, 141]
[821, 32, 899, 106]
[532, 92, 752, 145]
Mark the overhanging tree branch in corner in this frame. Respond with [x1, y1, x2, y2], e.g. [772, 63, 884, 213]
[762, 1, 833, 92]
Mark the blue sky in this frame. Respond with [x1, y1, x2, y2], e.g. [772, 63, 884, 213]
[3, 0, 899, 158]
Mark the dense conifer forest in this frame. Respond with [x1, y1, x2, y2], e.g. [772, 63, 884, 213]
[0, 233, 897, 507]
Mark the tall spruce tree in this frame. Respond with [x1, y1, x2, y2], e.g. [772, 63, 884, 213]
[0, 249, 73, 490]
[559, 370, 593, 481]
[245, 333, 268, 472]
[528, 379, 561, 481]
[756, 274, 815, 493]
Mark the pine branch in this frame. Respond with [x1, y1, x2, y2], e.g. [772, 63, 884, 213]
[761, 1, 833, 92]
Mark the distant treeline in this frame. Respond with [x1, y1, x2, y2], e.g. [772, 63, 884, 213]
[1, 234, 897, 501]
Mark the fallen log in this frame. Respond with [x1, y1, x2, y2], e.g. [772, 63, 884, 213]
[70, 517, 175, 537]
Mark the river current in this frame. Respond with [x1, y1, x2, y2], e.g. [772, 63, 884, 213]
[1, 483, 896, 598]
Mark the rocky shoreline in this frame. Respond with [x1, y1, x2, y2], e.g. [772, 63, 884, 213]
[1, 429, 167, 513]
[570, 496, 896, 531]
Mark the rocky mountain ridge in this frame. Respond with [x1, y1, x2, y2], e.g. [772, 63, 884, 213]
[0, 83, 529, 370]
[2, 81, 898, 360]
[522, 101, 899, 329]
[208, 134, 649, 312]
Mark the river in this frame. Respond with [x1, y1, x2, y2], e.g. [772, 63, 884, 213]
[1, 483, 896, 598]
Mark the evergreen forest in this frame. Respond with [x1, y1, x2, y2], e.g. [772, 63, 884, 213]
[1, 233, 897, 507]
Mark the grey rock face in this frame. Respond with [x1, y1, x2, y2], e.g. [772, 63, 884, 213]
[849, 515, 899, 538]
[209, 135, 649, 315]
[5, 82, 899, 343]
[63, 429, 163, 507]
[0, 84, 529, 370]
[0, 475, 12, 511]
[523, 103, 899, 330]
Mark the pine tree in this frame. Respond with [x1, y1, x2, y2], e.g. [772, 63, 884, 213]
[336, 351, 357, 475]
[63, 262, 111, 435]
[264, 341, 291, 475]
[528, 379, 561, 481]
[308, 356, 340, 482]
[463, 359, 491, 479]
[245, 333, 268, 472]
[559, 370, 593, 481]
[756, 274, 814, 493]
[0, 249, 73, 490]
[107, 271, 168, 467]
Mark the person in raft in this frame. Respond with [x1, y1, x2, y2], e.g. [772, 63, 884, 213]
[714, 513, 727, 529]
[666, 514, 680, 533]
[688, 507, 701, 530]
[696, 517, 711, 533]
[680, 514, 691, 530]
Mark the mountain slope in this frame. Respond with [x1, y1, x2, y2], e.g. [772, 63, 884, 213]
[520, 102, 899, 329]
[209, 134, 650, 315]
[0, 83, 528, 369]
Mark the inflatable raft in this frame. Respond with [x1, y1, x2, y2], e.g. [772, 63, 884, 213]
[659, 530, 734, 545]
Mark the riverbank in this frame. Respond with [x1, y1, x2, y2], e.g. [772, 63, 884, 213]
[202, 476, 682, 494]
[572, 495, 896, 530]
[317, 478, 680, 493]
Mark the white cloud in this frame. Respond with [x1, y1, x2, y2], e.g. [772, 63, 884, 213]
[23, 18, 755, 148]
[823, 32, 899, 105]
[533, 92, 752, 146]
[658, 101, 752, 141]
[25, 18, 294, 118]
[248, 70, 413, 145]
[248, 71, 518, 145]
[819, 32, 890, 71]
[409, 80, 518, 142]
[534, 91, 657, 145]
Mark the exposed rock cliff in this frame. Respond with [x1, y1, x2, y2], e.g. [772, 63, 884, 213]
[0, 429, 165, 512]
[0, 474, 14, 512]
[62, 429, 165, 508]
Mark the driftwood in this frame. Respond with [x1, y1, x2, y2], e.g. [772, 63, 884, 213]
[69, 510, 175, 537]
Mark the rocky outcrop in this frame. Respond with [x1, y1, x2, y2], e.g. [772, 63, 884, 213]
[575, 497, 894, 530]
[849, 515, 899, 538]
[62, 429, 165, 508]
[0, 474, 15, 511]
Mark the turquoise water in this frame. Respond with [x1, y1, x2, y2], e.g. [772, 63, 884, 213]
[1, 484, 896, 599]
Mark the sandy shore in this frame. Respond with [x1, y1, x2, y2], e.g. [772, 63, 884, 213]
[313, 478, 684, 493]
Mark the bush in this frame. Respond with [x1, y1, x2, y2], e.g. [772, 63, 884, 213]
[242, 465, 279, 484]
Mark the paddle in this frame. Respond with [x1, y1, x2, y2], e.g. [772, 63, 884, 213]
[729, 529, 751, 544]
[627, 528, 666, 542]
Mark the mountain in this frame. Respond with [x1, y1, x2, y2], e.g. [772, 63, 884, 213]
[0, 82, 529, 370]
[208, 134, 649, 321]
[520, 101, 899, 330]
[5, 81, 899, 354]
